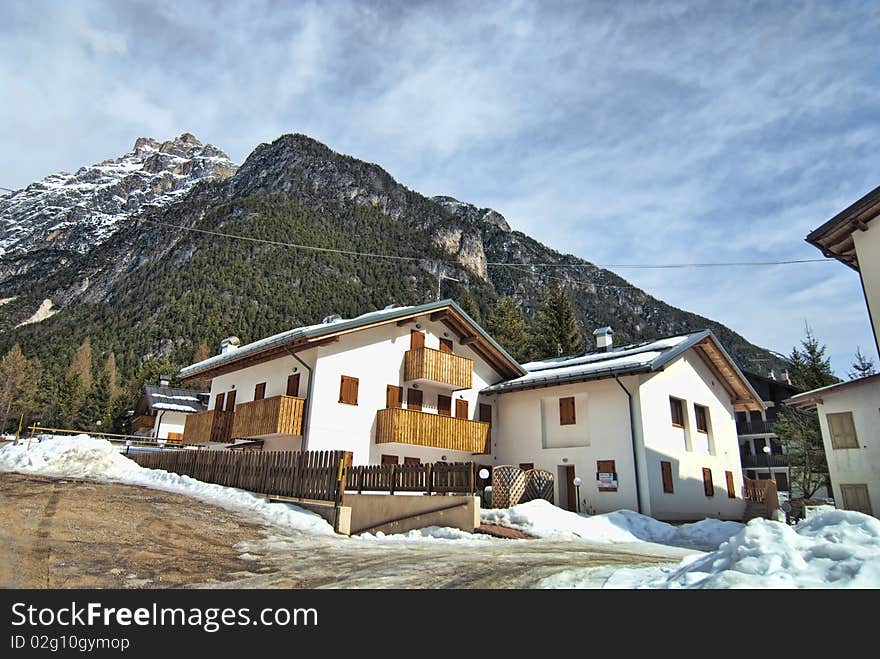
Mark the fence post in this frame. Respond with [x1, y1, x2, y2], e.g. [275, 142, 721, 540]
[426, 463, 433, 495]
[389, 464, 396, 495]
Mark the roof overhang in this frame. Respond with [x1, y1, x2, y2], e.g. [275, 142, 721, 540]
[806, 184, 880, 271]
[689, 336, 765, 412]
[785, 372, 880, 411]
[179, 300, 525, 382]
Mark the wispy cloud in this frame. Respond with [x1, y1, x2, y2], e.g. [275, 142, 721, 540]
[1, 0, 877, 374]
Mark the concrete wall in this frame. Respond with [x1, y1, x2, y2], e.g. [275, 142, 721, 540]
[489, 376, 640, 514]
[343, 493, 480, 535]
[816, 378, 880, 518]
[853, 222, 880, 355]
[153, 411, 188, 439]
[637, 353, 745, 521]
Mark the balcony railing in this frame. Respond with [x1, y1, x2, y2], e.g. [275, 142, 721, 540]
[231, 395, 305, 439]
[741, 454, 788, 468]
[404, 347, 473, 389]
[376, 407, 489, 454]
[736, 419, 776, 435]
[183, 409, 234, 444]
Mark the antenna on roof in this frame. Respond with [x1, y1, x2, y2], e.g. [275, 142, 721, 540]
[437, 271, 461, 300]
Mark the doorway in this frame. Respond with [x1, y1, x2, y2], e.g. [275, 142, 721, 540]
[558, 465, 577, 512]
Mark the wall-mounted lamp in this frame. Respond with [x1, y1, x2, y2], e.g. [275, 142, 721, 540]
[231, 384, 236, 389]
[443, 331, 449, 337]
[292, 367, 298, 373]
[562, 457, 568, 463]
[415, 323, 422, 329]
[413, 383, 420, 389]
[441, 455, 448, 461]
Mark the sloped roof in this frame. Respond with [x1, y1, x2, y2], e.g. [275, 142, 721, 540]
[482, 330, 764, 412]
[805, 183, 880, 270]
[784, 372, 880, 411]
[178, 300, 525, 381]
[143, 385, 207, 413]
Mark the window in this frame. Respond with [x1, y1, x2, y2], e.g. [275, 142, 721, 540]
[479, 403, 492, 425]
[286, 373, 300, 397]
[455, 398, 469, 419]
[597, 460, 617, 492]
[439, 338, 454, 354]
[559, 397, 576, 425]
[254, 382, 266, 400]
[381, 454, 398, 465]
[404, 457, 420, 465]
[661, 461, 674, 493]
[214, 392, 225, 411]
[702, 468, 714, 497]
[339, 376, 359, 405]
[670, 397, 684, 428]
[225, 390, 237, 412]
[694, 404, 709, 433]
[410, 330, 425, 349]
[827, 412, 858, 449]
[386, 385, 402, 409]
[725, 471, 736, 498]
[407, 388, 423, 411]
[775, 471, 789, 492]
[437, 394, 452, 417]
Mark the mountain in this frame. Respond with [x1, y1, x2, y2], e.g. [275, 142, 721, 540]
[0, 133, 236, 286]
[0, 133, 786, 394]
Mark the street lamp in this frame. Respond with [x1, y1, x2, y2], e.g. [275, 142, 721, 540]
[762, 445, 772, 482]
[479, 468, 491, 508]
[573, 477, 582, 513]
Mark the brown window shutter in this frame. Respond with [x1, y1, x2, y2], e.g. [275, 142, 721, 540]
[410, 330, 425, 349]
[439, 338, 454, 354]
[661, 461, 674, 493]
[215, 392, 225, 411]
[519, 463, 534, 471]
[339, 376, 359, 405]
[559, 397, 576, 425]
[254, 382, 266, 400]
[725, 470, 736, 498]
[404, 457, 420, 465]
[407, 388, 423, 411]
[437, 394, 452, 416]
[286, 373, 301, 397]
[455, 398, 469, 419]
[597, 460, 617, 491]
[381, 454, 398, 465]
[225, 390, 237, 412]
[479, 403, 492, 424]
[702, 468, 714, 497]
[386, 385, 402, 409]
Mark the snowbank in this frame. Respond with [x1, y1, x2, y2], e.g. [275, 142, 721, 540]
[0, 436, 334, 536]
[480, 499, 742, 549]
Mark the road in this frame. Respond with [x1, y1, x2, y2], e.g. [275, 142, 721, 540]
[0, 473, 693, 588]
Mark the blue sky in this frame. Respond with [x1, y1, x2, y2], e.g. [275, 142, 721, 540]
[2, 0, 878, 376]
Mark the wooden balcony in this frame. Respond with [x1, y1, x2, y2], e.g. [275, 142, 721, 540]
[183, 409, 234, 444]
[376, 407, 489, 454]
[231, 395, 305, 439]
[404, 347, 473, 389]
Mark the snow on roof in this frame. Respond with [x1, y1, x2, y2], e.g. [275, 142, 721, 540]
[143, 385, 206, 413]
[484, 332, 703, 394]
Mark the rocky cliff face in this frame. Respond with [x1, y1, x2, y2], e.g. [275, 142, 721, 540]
[0, 132, 786, 377]
[0, 133, 236, 283]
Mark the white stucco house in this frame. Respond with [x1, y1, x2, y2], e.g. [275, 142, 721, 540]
[786, 375, 880, 518]
[482, 328, 765, 521]
[132, 380, 208, 442]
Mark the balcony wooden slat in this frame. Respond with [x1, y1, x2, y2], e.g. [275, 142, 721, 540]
[183, 409, 234, 443]
[404, 346, 473, 389]
[376, 407, 488, 454]
[231, 395, 304, 439]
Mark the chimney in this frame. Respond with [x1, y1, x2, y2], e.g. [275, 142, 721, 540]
[158, 375, 172, 387]
[782, 369, 792, 385]
[593, 326, 614, 352]
[769, 369, 777, 381]
[220, 336, 241, 355]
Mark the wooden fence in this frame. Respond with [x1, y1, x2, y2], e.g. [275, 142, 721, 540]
[129, 449, 351, 503]
[344, 461, 476, 495]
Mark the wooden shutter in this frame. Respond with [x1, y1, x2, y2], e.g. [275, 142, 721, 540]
[407, 388, 423, 411]
[410, 330, 425, 349]
[559, 397, 576, 425]
[214, 392, 225, 411]
[381, 454, 399, 465]
[254, 382, 266, 400]
[404, 457, 420, 465]
[827, 412, 858, 448]
[339, 376, 359, 405]
[439, 338, 454, 354]
[386, 385, 402, 409]
[725, 470, 736, 498]
[670, 398, 684, 427]
[455, 398, 469, 419]
[479, 403, 492, 424]
[286, 373, 301, 397]
[841, 484, 873, 515]
[437, 394, 452, 417]
[519, 463, 534, 471]
[661, 461, 674, 493]
[702, 467, 714, 497]
[225, 390, 236, 412]
[597, 460, 617, 492]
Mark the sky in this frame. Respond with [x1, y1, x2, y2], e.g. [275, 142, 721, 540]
[2, 0, 878, 377]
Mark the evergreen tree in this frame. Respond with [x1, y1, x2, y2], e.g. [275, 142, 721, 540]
[457, 290, 483, 325]
[529, 285, 584, 359]
[0, 344, 38, 433]
[848, 346, 876, 380]
[773, 406, 830, 499]
[104, 351, 118, 400]
[486, 296, 532, 363]
[788, 324, 836, 390]
[194, 340, 210, 363]
[67, 337, 93, 393]
[57, 373, 85, 429]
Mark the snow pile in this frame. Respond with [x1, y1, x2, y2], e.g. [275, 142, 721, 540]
[480, 499, 742, 549]
[357, 526, 492, 543]
[0, 436, 334, 536]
